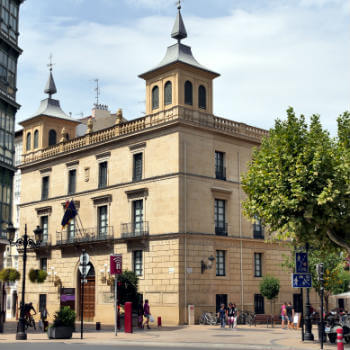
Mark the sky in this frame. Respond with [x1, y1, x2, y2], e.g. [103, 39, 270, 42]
[15, 0, 350, 135]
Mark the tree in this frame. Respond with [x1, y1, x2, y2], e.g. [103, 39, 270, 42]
[259, 275, 280, 315]
[242, 108, 350, 253]
[116, 270, 139, 306]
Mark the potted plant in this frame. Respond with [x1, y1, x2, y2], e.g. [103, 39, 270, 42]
[48, 306, 76, 339]
[0, 268, 20, 283]
[28, 269, 47, 283]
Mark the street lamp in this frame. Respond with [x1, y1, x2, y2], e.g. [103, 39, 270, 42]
[6, 223, 42, 340]
[304, 243, 314, 341]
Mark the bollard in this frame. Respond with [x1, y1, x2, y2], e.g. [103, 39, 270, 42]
[157, 316, 162, 327]
[96, 322, 101, 331]
[337, 328, 344, 350]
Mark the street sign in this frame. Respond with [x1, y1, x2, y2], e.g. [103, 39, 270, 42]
[110, 254, 122, 275]
[80, 252, 90, 266]
[292, 273, 312, 288]
[79, 264, 91, 277]
[296, 252, 308, 273]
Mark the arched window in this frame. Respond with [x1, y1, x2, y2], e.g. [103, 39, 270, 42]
[48, 129, 57, 146]
[26, 132, 31, 151]
[34, 130, 39, 149]
[198, 85, 206, 109]
[164, 81, 172, 105]
[184, 81, 193, 105]
[152, 86, 159, 110]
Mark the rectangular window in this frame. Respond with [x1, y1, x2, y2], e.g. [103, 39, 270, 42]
[133, 200, 143, 234]
[215, 199, 227, 235]
[216, 250, 226, 276]
[40, 216, 48, 242]
[133, 153, 143, 181]
[254, 294, 265, 314]
[253, 216, 264, 239]
[215, 151, 226, 180]
[39, 294, 47, 313]
[68, 169, 76, 195]
[67, 218, 75, 241]
[254, 253, 262, 277]
[41, 176, 49, 200]
[133, 250, 143, 276]
[40, 258, 47, 271]
[98, 161, 107, 188]
[98, 205, 108, 236]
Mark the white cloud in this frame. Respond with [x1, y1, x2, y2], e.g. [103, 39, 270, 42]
[16, 1, 350, 136]
[123, 0, 172, 10]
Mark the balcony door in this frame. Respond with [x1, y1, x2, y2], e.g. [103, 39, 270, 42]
[133, 200, 143, 234]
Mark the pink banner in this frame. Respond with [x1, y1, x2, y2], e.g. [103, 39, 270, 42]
[110, 254, 122, 275]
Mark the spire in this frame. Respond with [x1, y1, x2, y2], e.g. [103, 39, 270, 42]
[171, 0, 187, 43]
[44, 54, 57, 98]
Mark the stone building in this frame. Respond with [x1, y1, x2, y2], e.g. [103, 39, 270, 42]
[17, 6, 317, 325]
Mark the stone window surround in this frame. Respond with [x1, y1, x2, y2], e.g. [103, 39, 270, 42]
[132, 250, 144, 279]
[254, 252, 263, 278]
[35, 206, 52, 217]
[91, 195, 112, 231]
[129, 143, 146, 182]
[125, 188, 148, 225]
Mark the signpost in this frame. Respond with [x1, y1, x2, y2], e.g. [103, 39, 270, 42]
[296, 252, 308, 273]
[79, 250, 89, 340]
[292, 273, 312, 288]
[110, 254, 122, 336]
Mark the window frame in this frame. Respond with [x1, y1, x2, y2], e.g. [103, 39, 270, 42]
[33, 130, 39, 149]
[253, 216, 264, 239]
[26, 132, 31, 151]
[214, 199, 227, 235]
[184, 80, 193, 105]
[216, 250, 226, 276]
[98, 205, 108, 236]
[164, 81, 172, 105]
[198, 85, 206, 109]
[254, 252, 262, 277]
[40, 257, 47, 271]
[48, 129, 57, 146]
[132, 199, 144, 233]
[98, 161, 108, 188]
[41, 176, 49, 200]
[133, 250, 143, 277]
[40, 215, 48, 242]
[68, 169, 77, 195]
[215, 151, 226, 180]
[133, 153, 143, 181]
[152, 85, 159, 110]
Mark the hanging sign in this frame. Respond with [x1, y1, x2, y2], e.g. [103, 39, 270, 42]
[110, 254, 122, 275]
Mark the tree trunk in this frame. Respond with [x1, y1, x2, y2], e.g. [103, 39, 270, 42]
[325, 294, 329, 314]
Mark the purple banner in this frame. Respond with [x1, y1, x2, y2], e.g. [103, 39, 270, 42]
[60, 295, 75, 302]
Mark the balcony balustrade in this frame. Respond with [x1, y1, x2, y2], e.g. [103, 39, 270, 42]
[121, 221, 149, 239]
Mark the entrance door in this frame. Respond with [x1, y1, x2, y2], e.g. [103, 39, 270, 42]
[78, 263, 95, 321]
[293, 293, 302, 313]
[216, 294, 227, 312]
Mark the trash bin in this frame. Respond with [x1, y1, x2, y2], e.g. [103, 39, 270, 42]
[96, 322, 101, 331]
[317, 322, 327, 343]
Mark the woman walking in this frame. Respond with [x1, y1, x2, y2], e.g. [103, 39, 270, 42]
[280, 302, 287, 329]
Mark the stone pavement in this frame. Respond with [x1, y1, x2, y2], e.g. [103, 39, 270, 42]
[0, 322, 346, 349]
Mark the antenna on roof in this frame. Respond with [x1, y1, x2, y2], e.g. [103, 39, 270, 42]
[47, 53, 54, 72]
[94, 79, 100, 107]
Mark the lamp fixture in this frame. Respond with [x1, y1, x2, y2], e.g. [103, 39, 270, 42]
[201, 255, 215, 274]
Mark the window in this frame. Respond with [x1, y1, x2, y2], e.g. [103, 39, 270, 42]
[40, 258, 47, 271]
[254, 294, 265, 314]
[98, 161, 107, 188]
[133, 250, 143, 276]
[254, 253, 262, 277]
[184, 81, 193, 105]
[98, 205, 108, 236]
[133, 153, 143, 181]
[26, 132, 31, 151]
[215, 151, 226, 180]
[39, 294, 47, 313]
[152, 86, 159, 110]
[67, 218, 75, 241]
[198, 85, 206, 109]
[40, 215, 48, 242]
[133, 200, 143, 234]
[253, 216, 264, 239]
[48, 129, 56, 146]
[0, 0, 18, 44]
[41, 176, 49, 200]
[216, 250, 225, 276]
[33, 130, 39, 149]
[164, 81, 172, 105]
[215, 199, 227, 235]
[68, 169, 76, 195]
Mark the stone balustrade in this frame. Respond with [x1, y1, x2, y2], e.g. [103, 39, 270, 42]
[21, 106, 268, 164]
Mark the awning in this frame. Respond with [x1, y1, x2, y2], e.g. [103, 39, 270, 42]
[331, 292, 350, 298]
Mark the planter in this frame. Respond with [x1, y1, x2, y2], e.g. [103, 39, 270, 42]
[48, 326, 73, 339]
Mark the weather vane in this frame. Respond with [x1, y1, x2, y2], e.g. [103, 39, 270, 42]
[47, 53, 54, 72]
[94, 78, 100, 106]
[177, 0, 181, 10]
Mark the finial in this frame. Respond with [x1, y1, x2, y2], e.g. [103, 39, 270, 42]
[44, 53, 57, 98]
[94, 79, 100, 106]
[47, 53, 54, 72]
[115, 108, 123, 125]
[171, 0, 187, 43]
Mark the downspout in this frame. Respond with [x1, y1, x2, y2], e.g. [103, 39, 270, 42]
[184, 141, 188, 324]
[238, 151, 244, 311]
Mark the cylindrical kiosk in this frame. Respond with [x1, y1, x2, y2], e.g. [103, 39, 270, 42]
[124, 302, 133, 333]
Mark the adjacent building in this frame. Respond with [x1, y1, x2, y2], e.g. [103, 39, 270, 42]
[17, 6, 318, 324]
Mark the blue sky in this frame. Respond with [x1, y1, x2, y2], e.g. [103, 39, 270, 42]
[16, 0, 350, 135]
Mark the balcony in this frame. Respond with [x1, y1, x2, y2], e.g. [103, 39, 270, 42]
[121, 221, 149, 239]
[34, 235, 52, 249]
[215, 167, 226, 181]
[215, 223, 228, 236]
[56, 226, 114, 246]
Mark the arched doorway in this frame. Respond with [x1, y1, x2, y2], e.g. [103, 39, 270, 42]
[77, 262, 95, 321]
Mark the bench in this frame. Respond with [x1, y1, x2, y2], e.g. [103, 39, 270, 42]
[254, 314, 273, 328]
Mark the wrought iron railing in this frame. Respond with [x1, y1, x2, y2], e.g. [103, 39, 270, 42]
[121, 221, 149, 239]
[56, 226, 114, 245]
[215, 223, 228, 236]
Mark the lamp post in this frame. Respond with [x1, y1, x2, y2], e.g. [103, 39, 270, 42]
[304, 243, 314, 341]
[6, 223, 42, 340]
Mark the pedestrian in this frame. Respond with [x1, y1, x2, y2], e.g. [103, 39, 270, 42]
[138, 302, 144, 329]
[227, 303, 235, 328]
[286, 302, 294, 330]
[40, 306, 49, 332]
[280, 302, 287, 329]
[143, 299, 151, 329]
[232, 303, 239, 328]
[217, 303, 227, 328]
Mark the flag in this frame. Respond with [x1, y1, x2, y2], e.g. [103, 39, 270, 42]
[61, 200, 77, 228]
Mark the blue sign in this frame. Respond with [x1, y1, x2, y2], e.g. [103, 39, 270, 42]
[296, 252, 308, 273]
[292, 273, 312, 288]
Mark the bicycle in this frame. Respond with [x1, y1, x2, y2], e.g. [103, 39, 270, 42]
[199, 312, 218, 325]
[237, 310, 255, 326]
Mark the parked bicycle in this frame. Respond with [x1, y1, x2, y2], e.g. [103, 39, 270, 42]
[199, 312, 218, 325]
[238, 310, 255, 326]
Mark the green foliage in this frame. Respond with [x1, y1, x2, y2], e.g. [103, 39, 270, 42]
[0, 268, 20, 282]
[242, 108, 350, 252]
[53, 306, 76, 328]
[28, 269, 47, 283]
[116, 270, 139, 306]
[259, 275, 280, 300]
